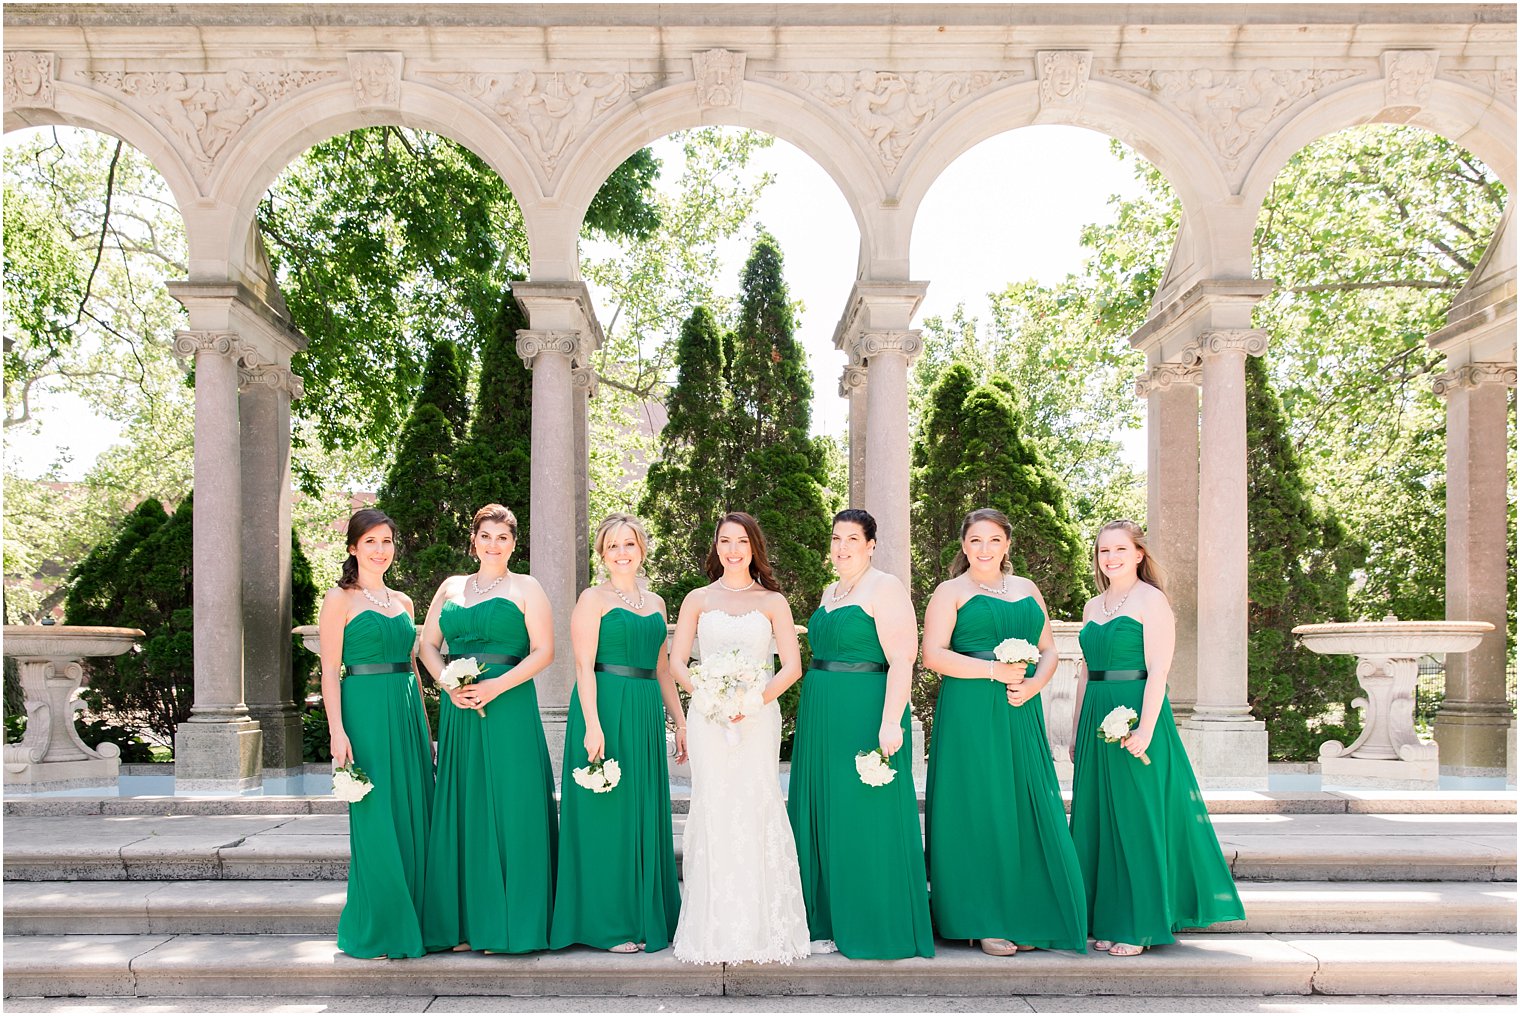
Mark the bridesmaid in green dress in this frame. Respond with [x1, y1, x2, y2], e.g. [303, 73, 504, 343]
[1062, 519, 1245, 956]
[788, 509, 933, 959]
[550, 513, 687, 953]
[922, 508, 1087, 955]
[418, 504, 557, 954]
[318, 508, 434, 960]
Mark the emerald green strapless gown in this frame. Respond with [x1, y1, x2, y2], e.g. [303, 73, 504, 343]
[924, 594, 1087, 950]
[788, 604, 933, 959]
[1070, 616, 1245, 946]
[336, 609, 434, 959]
[550, 608, 680, 952]
[422, 597, 557, 953]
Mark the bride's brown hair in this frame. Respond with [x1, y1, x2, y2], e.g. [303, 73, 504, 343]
[703, 511, 783, 593]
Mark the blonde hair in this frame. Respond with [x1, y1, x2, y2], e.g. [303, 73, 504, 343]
[468, 503, 517, 558]
[1093, 519, 1166, 595]
[594, 512, 650, 566]
[948, 507, 1014, 578]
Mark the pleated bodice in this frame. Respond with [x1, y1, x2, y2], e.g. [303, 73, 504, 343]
[343, 610, 416, 668]
[596, 607, 665, 669]
[440, 597, 529, 671]
[804, 604, 887, 665]
[950, 594, 1044, 676]
[1078, 615, 1146, 670]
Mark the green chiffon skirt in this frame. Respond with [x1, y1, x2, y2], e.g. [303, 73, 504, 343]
[1069, 683, 1245, 946]
[925, 678, 1088, 950]
[787, 669, 934, 959]
[338, 671, 435, 959]
[550, 673, 680, 951]
[422, 678, 557, 953]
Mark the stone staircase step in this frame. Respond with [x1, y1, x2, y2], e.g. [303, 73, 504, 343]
[5, 879, 1514, 938]
[2, 934, 1513, 998]
[4, 812, 1514, 883]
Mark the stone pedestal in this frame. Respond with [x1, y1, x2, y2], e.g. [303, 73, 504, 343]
[173, 718, 264, 794]
[1507, 719, 1516, 790]
[1177, 720, 1270, 790]
[910, 712, 926, 790]
[1046, 621, 1083, 785]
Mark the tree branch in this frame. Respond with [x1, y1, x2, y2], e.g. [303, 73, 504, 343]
[73, 139, 123, 327]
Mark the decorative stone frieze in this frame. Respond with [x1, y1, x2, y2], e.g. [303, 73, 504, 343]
[1103, 67, 1362, 170]
[693, 49, 745, 109]
[349, 51, 402, 109]
[1134, 361, 1201, 397]
[515, 329, 580, 367]
[759, 69, 1018, 173]
[4, 51, 55, 109]
[1037, 51, 1091, 110]
[172, 329, 258, 367]
[85, 69, 338, 183]
[1431, 362, 1520, 396]
[423, 70, 659, 175]
[838, 363, 868, 398]
[239, 362, 306, 400]
[1180, 329, 1270, 363]
[1382, 50, 1439, 109]
[1445, 66, 1518, 108]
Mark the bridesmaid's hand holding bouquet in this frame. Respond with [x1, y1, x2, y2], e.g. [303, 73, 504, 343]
[438, 657, 486, 716]
[1098, 705, 1152, 765]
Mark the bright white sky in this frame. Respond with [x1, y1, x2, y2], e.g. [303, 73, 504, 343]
[6, 125, 1152, 480]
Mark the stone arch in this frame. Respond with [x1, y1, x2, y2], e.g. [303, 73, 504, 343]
[208, 78, 545, 279]
[1239, 78, 1518, 222]
[893, 79, 1232, 275]
[552, 79, 881, 274]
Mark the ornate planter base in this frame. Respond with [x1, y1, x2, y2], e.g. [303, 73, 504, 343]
[1320, 752, 1439, 790]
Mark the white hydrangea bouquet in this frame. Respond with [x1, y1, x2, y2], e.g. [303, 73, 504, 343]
[1097, 705, 1151, 765]
[855, 748, 897, 787]
[994, 637, 1041, 669]
[438, 657, 485, 716]
[331, 761, 374, 803]
[572, 757, 622, 793]
[688, 648, 768, 746]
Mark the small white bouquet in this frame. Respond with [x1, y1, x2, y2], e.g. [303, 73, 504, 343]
[688, 648, 768, 746]
[572, 757, 622, 793]
[331, 761, 374, 803]
[1097, 705, 1151, 765]
[438, 657, 485, 716]
[994, 637, 1041, 667]
[855, 748, 897, 787]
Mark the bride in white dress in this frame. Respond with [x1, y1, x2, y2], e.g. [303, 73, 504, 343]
[668, 512, 812, 965]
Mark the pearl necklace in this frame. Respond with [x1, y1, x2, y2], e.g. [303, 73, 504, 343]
[471, 571, 507, 598]
[718, 575, 756, 592]
[830, 573, 864, 603]
[974, 574, 1007, 596]
[611, 583, 645, 611]
[358, 584, 391, 610]
[1100, 584, 1134, 618]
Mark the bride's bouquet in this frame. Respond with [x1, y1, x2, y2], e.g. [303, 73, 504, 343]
[687, 648, 768, 746]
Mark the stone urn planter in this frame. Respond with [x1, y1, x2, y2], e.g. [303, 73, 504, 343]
[3, 624, 144, 792]
[1293, 616, 1493, 789]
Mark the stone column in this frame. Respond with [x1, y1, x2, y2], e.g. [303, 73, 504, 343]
[860, 331, 921, 584]
[239, 364, 305, 778]
[1181, 330, 1269, 788]
[1136, 364, 1201, 721]
[171, 330, 262, 793]
[840, 363, 868, 507]
[1433, 364, 1516, 774]
[572, 364, 596, 594]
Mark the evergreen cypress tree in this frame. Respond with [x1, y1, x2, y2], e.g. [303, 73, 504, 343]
[454, 290, 533, 572]
[641, 305, 733, 603]
[416, 337, 470, 441]
[1245, 354, 1366, 760]
[376, 340, 472, 602]
[726, 232, 834, 617]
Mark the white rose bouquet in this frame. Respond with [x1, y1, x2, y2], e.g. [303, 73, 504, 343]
[571, 757, 622, 793]
[688, 648, 768, 746]
[994, 637, 1041, 667]
[438, 657, 486, 716]
[1097, 705, 1151, 765]
[331, 761, 374, 803]
[855, 748, 897, 787]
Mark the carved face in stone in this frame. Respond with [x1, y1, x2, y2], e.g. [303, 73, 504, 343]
[9, 54, 43, 98]
[1047, 54, 1079, 98]
[359, 58, 392, 100]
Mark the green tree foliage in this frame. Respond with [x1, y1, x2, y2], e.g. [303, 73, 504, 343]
[1245, 354, 1367, 760]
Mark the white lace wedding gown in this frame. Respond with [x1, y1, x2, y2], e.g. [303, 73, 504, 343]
[673, 609, 812, 965]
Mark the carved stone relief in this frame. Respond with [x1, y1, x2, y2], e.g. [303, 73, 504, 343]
[87, 69, 337, 182]
[1382, 50, 1439, 111]
[1431, 362, 1519, 396]
[693, 49, 745, 109]
[349, 51, 402, 109]
[1445, 67, 1518, 107]
[424, 70, 659, 175]
[1103, 67, 1361, 170]
[1038, 51, 1091, 109]
[760, 69, 1018, 173]
[4, 51, 55, 109]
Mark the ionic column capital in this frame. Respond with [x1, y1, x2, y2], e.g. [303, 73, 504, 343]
[839, 363, 869, 398]
[239, 362, 306, 400]
[1135, 361, 1202, 398]
[515, 329, 579, 368]
[1181, 329, 1270, 363]
[571, 364, 599, 397]
[1432, 362, 1519, 396]
[172, 329, 258, 367]
[848, 330, 924, 363]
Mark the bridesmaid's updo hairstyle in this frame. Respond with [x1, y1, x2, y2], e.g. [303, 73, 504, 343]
[468, 503, 518, 558]
[338, 507, 397, 590]
[704, 511, 783, 592]
[594, 512, 651, 565]
[832, 508, 877, 543]
[1093, 519, 1167, 595]
[948, 507, 1014, 578]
